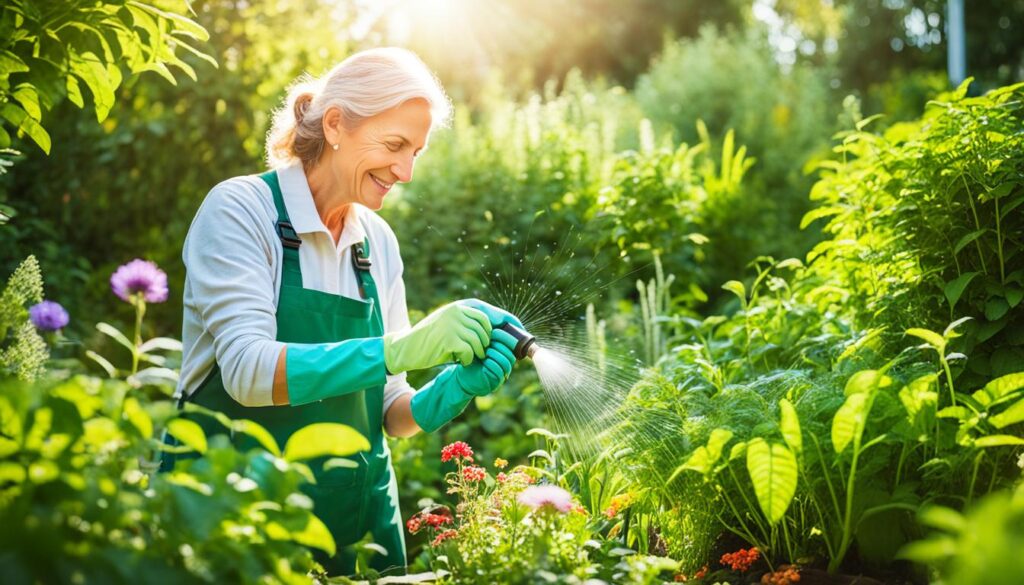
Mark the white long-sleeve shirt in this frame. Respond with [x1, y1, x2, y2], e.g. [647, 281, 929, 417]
[176, 162, 415, 412]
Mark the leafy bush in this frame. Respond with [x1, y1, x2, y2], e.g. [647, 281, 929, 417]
[804, 80, 1024, 385]
[636, 26, 836, 279]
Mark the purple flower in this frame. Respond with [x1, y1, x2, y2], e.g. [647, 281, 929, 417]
[110, 259, 168, 303]
[29, 300, 69, 331]
[517, 485, 574, 513]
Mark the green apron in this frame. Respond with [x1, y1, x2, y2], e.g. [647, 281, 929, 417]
[167, 170, 406, 576]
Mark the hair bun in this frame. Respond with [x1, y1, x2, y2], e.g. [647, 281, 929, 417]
[293, 92, 314, 123]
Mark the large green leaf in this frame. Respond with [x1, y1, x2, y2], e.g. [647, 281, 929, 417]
[906, 328, 945, 351]
[745, 438, 797, 525]
[980, 372, 1024, 403]
[0, 103, 50, 153]
[283, 423, 369, 462]
[990, 397, 1024, 429]
[943, 271, 979, 311]
[844, 369, 891, 396]
[832, 392, 870, 454]
[670, 428, 733, 481]
[973, 434, 1024, 447]
[778, 398, 802, 456]
[288, 513, 336, 556]
[166, 418, 207, 454]
[232, 419, 280, 457]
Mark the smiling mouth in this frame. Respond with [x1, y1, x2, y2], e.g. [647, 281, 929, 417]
[369, 174, 393, 193]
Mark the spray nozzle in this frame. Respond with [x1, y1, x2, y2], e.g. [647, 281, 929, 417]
[496, 322, 538, 360]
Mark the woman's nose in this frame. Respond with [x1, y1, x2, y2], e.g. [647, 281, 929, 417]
[392, 156, 415, 183]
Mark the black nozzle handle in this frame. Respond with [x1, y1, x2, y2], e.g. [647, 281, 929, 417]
[496, 322, 537, 360]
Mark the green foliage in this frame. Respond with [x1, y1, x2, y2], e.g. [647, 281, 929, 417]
[0, 255, 47, 380]
[899, 481, 1024, 585]
[805, 80, 1024, 386]
[636, 26, 835, 281]
[0, 374, 330, 583]
[0, 0, 214, 157]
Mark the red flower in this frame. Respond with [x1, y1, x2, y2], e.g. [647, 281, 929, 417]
[406, 515, 422, 534]
[496, 472, 508, 483]
[431, 529, 458, 547]
[441, 441, 474, 463]
[424, 513, 451, 528]
[462, 465, 486, 482]
[721, 547, 760, 572]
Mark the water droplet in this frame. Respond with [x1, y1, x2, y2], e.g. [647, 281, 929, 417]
[555, 291, 562, 296]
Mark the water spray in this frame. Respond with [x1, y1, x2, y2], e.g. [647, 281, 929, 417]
[497, 322, 538, 360]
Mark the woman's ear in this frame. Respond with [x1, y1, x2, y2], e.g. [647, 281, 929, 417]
[322, 107, 343, 148]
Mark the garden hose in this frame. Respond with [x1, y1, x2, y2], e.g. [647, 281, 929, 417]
[496, 322, 538, 360]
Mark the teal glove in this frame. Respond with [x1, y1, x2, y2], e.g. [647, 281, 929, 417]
[286, 338, 388, 406]
[410, 329, 517, 432]
[383, 303, 491, 374]
[453, 328, 516, 396]
[456, 299, 525, 329]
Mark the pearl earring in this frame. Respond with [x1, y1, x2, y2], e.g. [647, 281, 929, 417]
[332, 143, 339, 151]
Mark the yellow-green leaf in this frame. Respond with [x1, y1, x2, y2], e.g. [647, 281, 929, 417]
[290, 513, 336, 556]
[745, 438, 798, 525]
[832, 393, 870, 454]
[122, 397, 152, 439]
[779, 398, 802, 456]
[990, 397, 1024, 429]
[166, 418, 207, 454]
[231, 419, 280, 457]
[906, 328, 945, 351]
[283, 423, 369, 462]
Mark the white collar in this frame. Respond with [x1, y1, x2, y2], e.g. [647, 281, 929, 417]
[277, 163, 367, 251]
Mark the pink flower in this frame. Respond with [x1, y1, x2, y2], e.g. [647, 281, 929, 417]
[517, 485, 574, 513]
[424, 513, 451, 528]
[441, 441, 474, 463]
[406, 515, 422, 534]
[110, 259, 168, 303]
[462, 465, 486, 482]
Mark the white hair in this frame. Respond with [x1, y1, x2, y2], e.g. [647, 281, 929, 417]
[265, 47, 452, 169]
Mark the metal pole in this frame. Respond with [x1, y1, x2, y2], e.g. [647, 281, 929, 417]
[947, 0, 966, 86]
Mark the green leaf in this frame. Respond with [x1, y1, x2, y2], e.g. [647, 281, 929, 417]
[896, 537, 957, 562]
[778, 398, 802, 456]
[745, 438, 797, 525]
[139, 337, 183, 353]
[943, 272, 979, 312]
[283, 423, 369, 462]
[0, 51, 30, 75]
[989, 397, 1024, 429]
[844, 369, 891, 396]
[670, 428, 733, 482]
[985, 297, 1010, 321]
[231, 419, 280, 456]
[722, 280, 746, 304]
[166, 418, 207, 454]
[979, 372, 1024, 403]
[122, 397, 152, 439]
[799, 205, 845, 229]
[953, 230, 987, 255]
[906, 328, 945, 351]
[0, 104, 50, 153]
[85, 350, 117, 378]
[973, 434, 1024, 447]
[289, 513, 336, 556]
[97, 322, 135, 354]
[70, 51, 117, 122]
[0, 397, 22, 457]
[832, 393, 870, 454]
[11, 85, 41, 120]
[918, 505, 965, 533]
[66, 75, 85, 108]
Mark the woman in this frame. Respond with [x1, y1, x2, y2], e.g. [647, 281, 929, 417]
[170, 48, 523, 575]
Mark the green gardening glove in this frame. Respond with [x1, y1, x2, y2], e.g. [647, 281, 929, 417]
[456, 299, 525, 329]
[383, 302, 491, 374]
[452, 328, 517, 396]
[410, 329, 518, 432]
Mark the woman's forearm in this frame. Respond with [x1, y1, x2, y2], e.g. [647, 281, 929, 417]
[272, 346, 289, 405]
[384, 393, 421, 438]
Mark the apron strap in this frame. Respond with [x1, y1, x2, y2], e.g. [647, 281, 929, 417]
[259, 170, 303, 289]
[351, 237, 385, 333]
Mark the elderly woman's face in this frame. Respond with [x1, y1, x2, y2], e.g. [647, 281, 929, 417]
[333, 98, 432, 211]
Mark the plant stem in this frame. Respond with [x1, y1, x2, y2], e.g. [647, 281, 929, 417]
[131, 295, 146, 376]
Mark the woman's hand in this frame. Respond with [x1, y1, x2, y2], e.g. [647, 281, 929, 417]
[455, 298, 524, 329]
[451, 328, 517, 396]
[382, 303, 491, 374]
